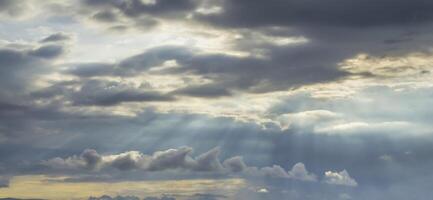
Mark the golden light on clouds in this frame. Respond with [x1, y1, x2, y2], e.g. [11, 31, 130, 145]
[0, 176, 246, 200]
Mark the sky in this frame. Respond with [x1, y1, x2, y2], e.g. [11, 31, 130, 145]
[1, 0, 433, 199]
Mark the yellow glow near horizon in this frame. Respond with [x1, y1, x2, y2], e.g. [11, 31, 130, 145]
[0, 175, 246, 200]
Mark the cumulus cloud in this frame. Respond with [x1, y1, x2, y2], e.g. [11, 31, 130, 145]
[222, 156, 246, 173]
[324, 170, 358, 187]
[44, 146, 219, 172]
[287, 162, 317, 182]
[42, 146, 353, 185]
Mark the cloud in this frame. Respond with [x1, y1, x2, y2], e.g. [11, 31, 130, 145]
[276, 110, 340, 131]
[222, 156, 246, 173]
[195, 0, 433, 28]
[287, 162, 317, 182]
[43, 146, 221, 172]
[65, 63, 116, 77]
[256, 188, 268, 193]
[91, 10, 119, 23]
[34, 79, 175, 106]
[324, 170, 358, 187]
[64, 43, 348, 95]
[190, 147, 224, 172]
[254, 165, 290, 179]
[0, 41, 66, 98]
[171, 84, 232, 98]
[42, 146, 354, 186]
[76, 0, 198, 31]
[82, 0, 197, 17]
[0, 0, 29, 18]
[39, 33, 72, 43]
[29, 45, 65, 59]
[146, 147, 193, 171]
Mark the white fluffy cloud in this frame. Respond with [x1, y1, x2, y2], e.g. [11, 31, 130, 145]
[324, 170, 358, 187]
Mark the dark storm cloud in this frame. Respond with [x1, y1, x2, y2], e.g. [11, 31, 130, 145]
[196, 0, 433, 28]
[39, 33, 72, 43]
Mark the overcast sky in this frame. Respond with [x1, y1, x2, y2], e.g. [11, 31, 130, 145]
[1, 0, 433, 199]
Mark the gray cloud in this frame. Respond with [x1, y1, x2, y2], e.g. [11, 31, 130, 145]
[82, 0, 197, 17]
[78, 0, 198, 31]
[31, 79, 175, 106]
[196, 0, 433, 28]
[65, 44, 349, 95]
[91, 10, 119, 23]
[29, 45, 64, 59]
[42, 146, 350, 186]
[287, 162, 318, 182]
[170, 84, 232, 98]
[0, 0, 28, 17]
[70, 80, 174, 106]
[39, 33, 72, 43]
[0, 42, 65, 98]
[65, 63, 116, 77]
[222, 156, 246, 173]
